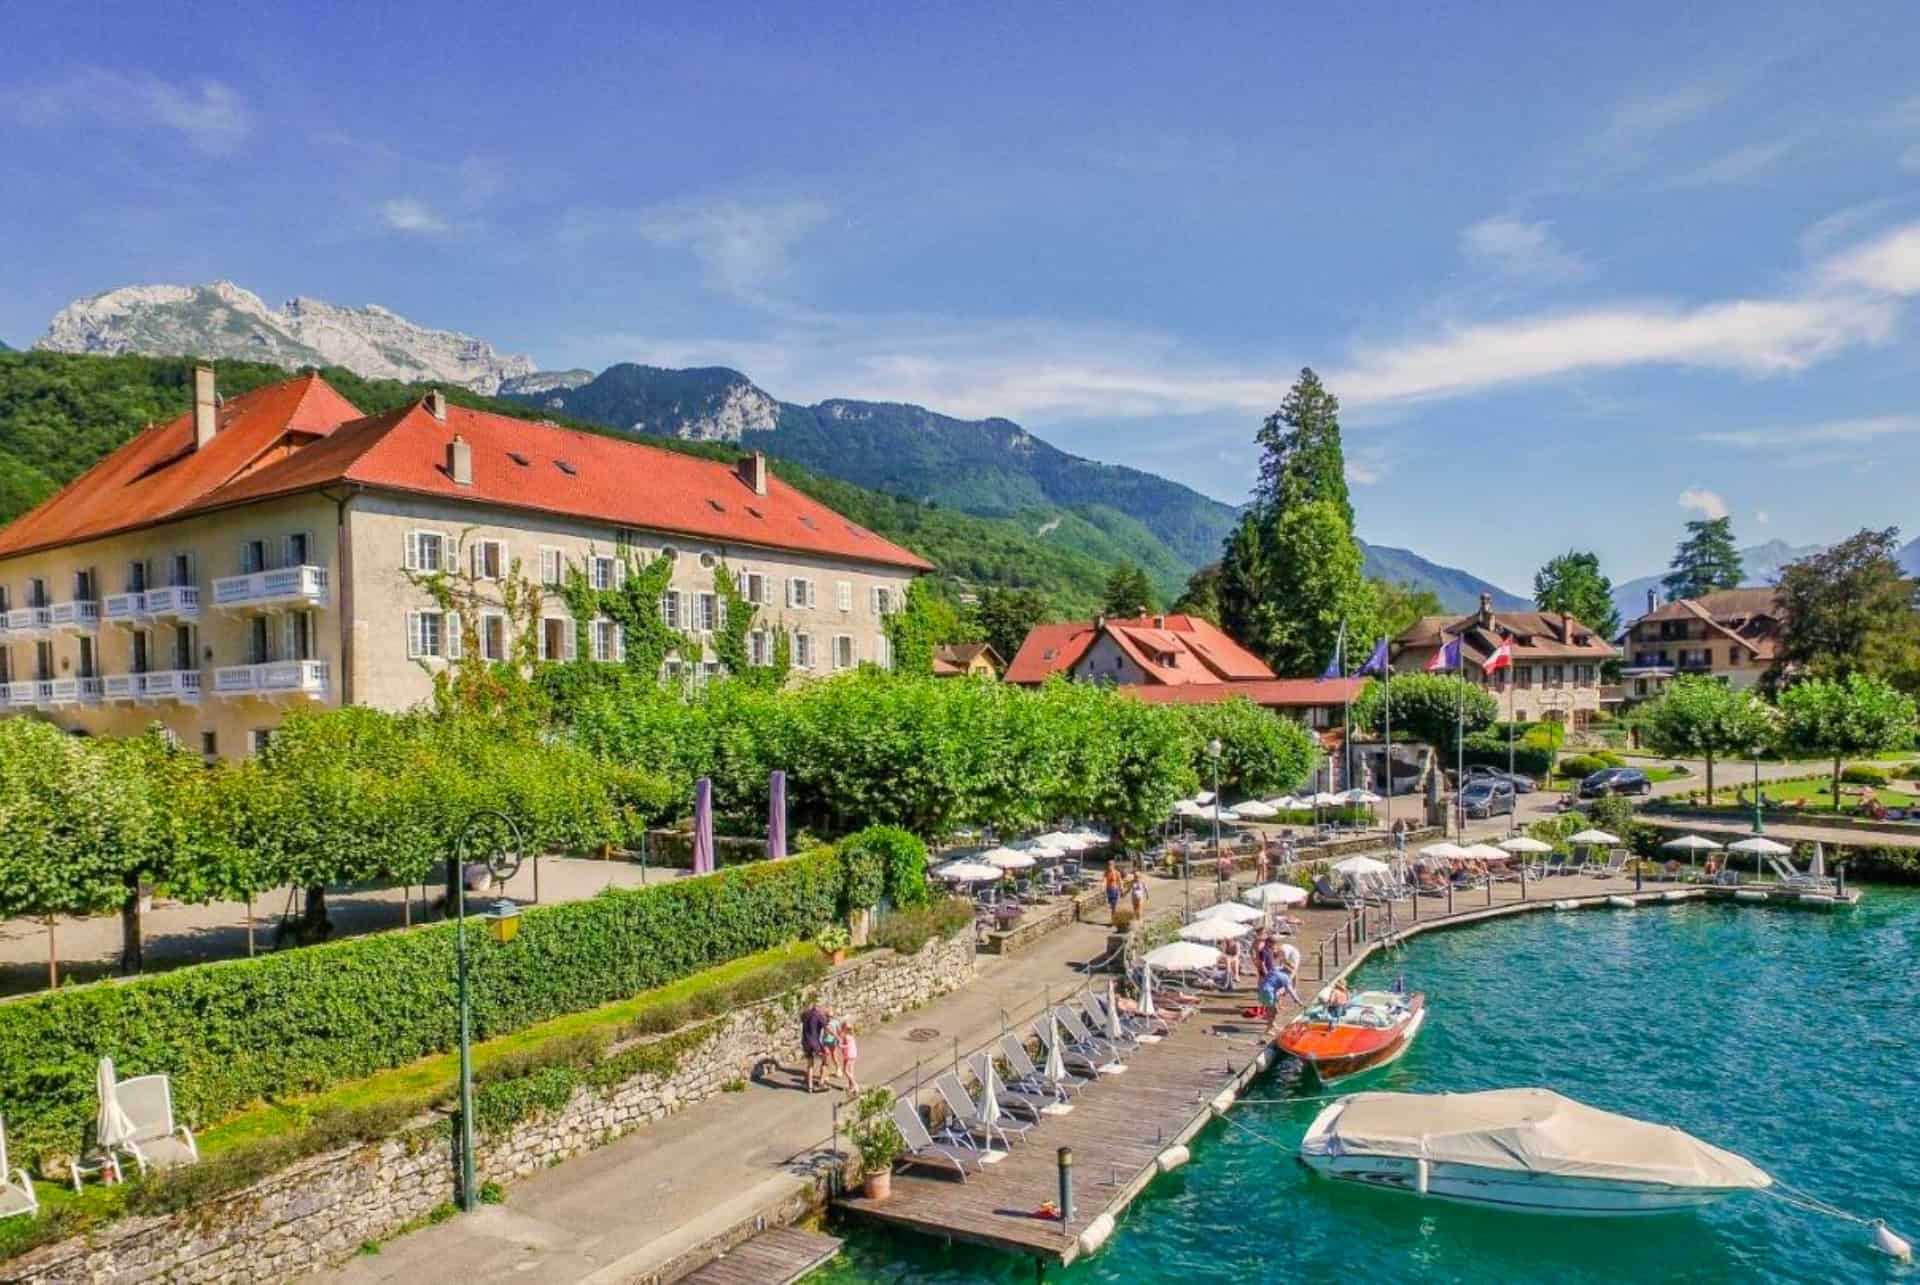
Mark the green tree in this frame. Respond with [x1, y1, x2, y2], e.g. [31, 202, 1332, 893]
[1533, 550, 1621, 640]
[1771, 527, 1920, 694]
[1253, 367, 1353, 528]
[975, 587, 1052, 664]
[1778, 673, 1917, 810]
[883, 579, 968, 675]
[1170, 563, 1222, 624]
[1662, 516, 1744, 601]
[1101, 562, 1154, 617]
[1370, 578, 1444, 641]
[1225, 500, 1378, 676]
[1637, 676, 1775, 804]
[1171, 698, 1320, 799]
[1352, 672, 1499, 750]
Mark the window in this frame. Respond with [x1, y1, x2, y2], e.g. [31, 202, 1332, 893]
[1544, 663, 1566, 686]
[406, 611, 461, 660]
[34, 640, 53, 681]
[77, 636, 96, 679]
[539, 546, 564, 588]
[659, 589, 682, 628]
[169, 553, 194, 587]
[132, 629, 151, 675]
[1574, 663, 1596, 684]
[554, 458, 577, 475]
[283, 531, 312, 568]
[201, 731, 218, 762]
[695, 592, 719, 633]
[591, 617, 623, 662]
[873, 634, 890, 669]
[480, 612, 507, 661]
[833, 634, 855, 670]
[0, 585, 8, 613]
[1515, 665, 1533, 689]
[287, 611, 314, 662]
[787, 577, 814, 609]
[241, 540, 268, 575]
[249, 616, 272, 664]
[471, 539, 507, 581]
[836, 580, 853, 612]
[250, 728, 274, 755]
[792, 631, 814, 670]
[871, 586, 893, 615]
[406, 530, 447, 573]
[748, 630, 770, 666]
[0, 649, 10, 685]
[172, 625, 194, 671]
[591, 555, 617, 591]
[701, 660, 723, 682]
[27, 577, 47, 608]
[615, 527, 638, 549]
[74, 568, 95, 601]
[742, 571, 767, 605]
[540, 616, 575, 662]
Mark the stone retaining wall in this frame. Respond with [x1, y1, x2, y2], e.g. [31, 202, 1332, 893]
[5, 930, 975, 1285]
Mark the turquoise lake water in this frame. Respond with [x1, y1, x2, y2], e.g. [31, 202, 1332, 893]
[819, 889, 1920, 1284]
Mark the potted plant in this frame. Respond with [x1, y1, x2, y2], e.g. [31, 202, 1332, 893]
[849, 1087, 904, 1199]
[816, 924, 852, 965]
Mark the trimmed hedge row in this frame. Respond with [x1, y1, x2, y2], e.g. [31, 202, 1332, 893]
[0, 848, 843, 1158]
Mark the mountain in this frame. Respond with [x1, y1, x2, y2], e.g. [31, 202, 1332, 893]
[37, 282, 535, 394]
[1611, 539, 1826, 622]
[1900, 536, 1920, 577]
[1359, 542, 1529, 613]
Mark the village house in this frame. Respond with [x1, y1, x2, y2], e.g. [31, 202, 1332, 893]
[1616, 587, 1781, 700]
[0, 369, 931, 757]
[931, 641, 1003, 678]
[1390, 593, 1619, 727]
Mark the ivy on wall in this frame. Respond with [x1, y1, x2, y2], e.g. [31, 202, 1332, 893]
[711, 563, 791, 690]
[560, 548, 691, 680]
[407, 531, 551, 730]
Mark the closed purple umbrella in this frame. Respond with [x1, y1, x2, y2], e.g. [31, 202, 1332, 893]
[693, 777, 715, 875]
[767, 770, 788, 860]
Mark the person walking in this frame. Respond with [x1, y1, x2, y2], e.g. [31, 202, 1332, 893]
[835, 1017, 861, 1094]
[1103, 863, 1123, 922]
[1255, 836, 1271, 887]
[1128, 869, 1148, 921]
[801, 1000, 830, 1093]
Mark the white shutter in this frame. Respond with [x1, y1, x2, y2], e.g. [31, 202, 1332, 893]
[406, 612, 422, 659]
[447, 612, 463, 660]
[716, 595, 727, 630]
[496, 540, 509, 579]
[470, 542, 483, 578]
[613, 623, 625, 663]
[404, 532, 419, 571]
[837, 580, 852, 612]
[563, 617, 577, 661]
[869, 586, 879, 614]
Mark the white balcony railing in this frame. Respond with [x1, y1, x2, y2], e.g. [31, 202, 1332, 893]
[139, 669, 202, 704]
[212, 566, 328, 610]
[47, 677, 104, 705]
[213, 659, 329, 699]
[144, 585, 201, 620]
[4, 680, 50, 707]
[49, 600, 102, 631]
[4, 608, 51, 636]
[104, 674, 138, 701]
[104, 592, 148, 622]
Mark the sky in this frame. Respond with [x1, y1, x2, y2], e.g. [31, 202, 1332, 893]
[4, 0, 1919, 592]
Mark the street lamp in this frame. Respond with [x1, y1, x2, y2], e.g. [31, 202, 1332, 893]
[452, 809, 526, 1214]
[1751, 747, 1765, 835]
[1203, 738, 1223, 919]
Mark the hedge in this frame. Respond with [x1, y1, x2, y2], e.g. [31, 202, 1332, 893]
[1556, 753, 1612, 778]
[1460, 732, 1555, 779]
[840, 825, 932, 909]
[0, 847, 843, 1158]
[1841, 764, 1892, 787]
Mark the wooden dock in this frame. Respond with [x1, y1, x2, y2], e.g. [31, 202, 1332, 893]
[679, 1227, 843, 1285]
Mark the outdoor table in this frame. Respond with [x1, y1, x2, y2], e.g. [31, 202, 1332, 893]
[69, 1148, 122, 1193]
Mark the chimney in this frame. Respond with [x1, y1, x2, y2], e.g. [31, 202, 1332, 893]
[1094, 614, 1107, 634]
[1646, 588, 1658, 616]
[1477, 591, 1494, 624]
[193, 365, 218, 449]
[1154, 614, 1166, 629]
[737, 450, 768, 496]
[447, 435, 473, 486]
[425, 389, 447, 422]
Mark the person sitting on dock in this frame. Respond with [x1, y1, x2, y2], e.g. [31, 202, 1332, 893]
[1324, 980, 1350, 1026]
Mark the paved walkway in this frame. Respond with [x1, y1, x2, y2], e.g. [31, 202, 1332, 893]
[324, 915, 1124, 1285]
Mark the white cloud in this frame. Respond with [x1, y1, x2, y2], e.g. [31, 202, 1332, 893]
[1820, 222, 1920, 295]
[1678, 137, 1796, 187]
[1344, 444, 1389, 486]
[1755, 510, 1770, 525]
[1699, 414, 1920, 448]
[10, 69, 251, 153]
[379, 198, 448, 235]
[627, 198, 833, 297]
[1459, 217, 1587, 282]
[1678, 487, 1729, 519]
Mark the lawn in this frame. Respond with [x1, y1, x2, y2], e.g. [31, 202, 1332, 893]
[1752, 779, 1919, 811]
[1542, 766, 1686, 793]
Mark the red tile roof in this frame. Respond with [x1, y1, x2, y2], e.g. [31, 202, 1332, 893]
[0, 373, 364, 558]
[0, 375, 934, 573]
[1125, 678, 1365, 708]
[1004, 614, 1276, 685]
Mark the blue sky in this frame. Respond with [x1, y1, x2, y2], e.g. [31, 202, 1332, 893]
[4, 1, 1919, 592]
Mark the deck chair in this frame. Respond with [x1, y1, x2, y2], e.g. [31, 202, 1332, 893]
[0, 1116, 35, 1221]
[1053, 1006, 1125, 1066]
[112, 1075, 198, 1177]
[933, 1072, 1031, 1152]
[1539, 852, 1566, 877]
[1767, 855, 1837, 892]
[1075, 993, 1141, 1053]
[1593, 850, 1629, 879]
[1000, 1034, 1084, 1098]
[1031, 1018, 1114, 1079]
[970, 1051, 1064, 1120]
[890, 1099, 976, 1182]
[1310, 875, 1355, 908]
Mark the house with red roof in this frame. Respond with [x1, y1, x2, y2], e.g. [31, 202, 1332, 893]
[1616, 587, 1780, 700]
[1390, 592, 1619, 726]
[0, 368, 930, 756]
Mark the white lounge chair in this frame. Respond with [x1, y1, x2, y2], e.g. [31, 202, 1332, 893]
[890, 1099, 977, 1182]
[1767, 854, 1837, 892]
[1593, 850, 1630, 879]
[0, 1116, 36, 1221]
[999, 1035, 1083, 1099]
[111, 1075, 198, 1177]
[933, 1072, 1030, 1151]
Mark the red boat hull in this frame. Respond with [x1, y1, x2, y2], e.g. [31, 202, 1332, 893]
[1277, 992, 1425, 1083]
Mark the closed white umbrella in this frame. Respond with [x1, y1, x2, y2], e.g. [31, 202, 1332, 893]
[1232, 800, 1279, 819]
[1139, 963, 1158, 1018]
[1331, 855, 1391, 877]
[1568, 829, 1621, 846]
[980, 847, 1036, 869]
[1104, 980, 1127, 1043]
[1144, 941, 1224, 971]
[1810, 843, 1826, 879]
[1199, 899, 1264, 924]
[1242, 881, 1308, 907]
[1498, 836, 1554, 854]
[1178, 917, 1252, 942]
[935, 860, 1003, 883]
[96, 1056, 134, 1152]
[975, 1052, 1002, 1125]
[1044, 1012, 1067, 1081]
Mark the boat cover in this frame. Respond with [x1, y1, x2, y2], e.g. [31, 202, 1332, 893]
[1320, 1089, 1771, 1190]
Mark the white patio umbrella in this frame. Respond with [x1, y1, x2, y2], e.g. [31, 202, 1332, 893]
[1144, 941, 1224, 971]
[1178, 917, 1252, 942]
[934, 860, 1003, 883]
[1266, 795, 1305, 811]
[1568, 829, 1621, 846]
[1461, 843, 1510, 862]
[1232, 800, 1279, 820]
[1498, 836, 1553, 854]
[1191, 791, 1216, 806]
[95, 1056, 134, 1153]
[980, 847, 1036, 870]
[1728, 834, 1792, 881]
[1202, 804, 1242, 823]
[1044, 1012, 1068, 1081]
[1312, 792, 1344, 808]
[1810, 843, 1826, 879]
[1173, 799, 1207, 820]
[1661, 833, 1722, 871]
[1331, 855, 1391, 877]
[974, 1052, 1004, 1129]
[1421, 841, 1470, 860]
[1198, 899, 1264, 924]
[1242, 881, 1309, 907]
[1340, 788, 1382, 806]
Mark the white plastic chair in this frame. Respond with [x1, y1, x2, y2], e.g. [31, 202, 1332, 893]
[112, 1075, 198, 1176]
[0, 1116, 35, 1220]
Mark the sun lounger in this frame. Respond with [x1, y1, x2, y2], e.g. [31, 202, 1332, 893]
[1766, 854, 1837, 892]
[1593, 850, 1629, 878]
[1053, 1006, 1124, 1062]
[1032, 1018, 1116, 1078]
[1003, 1034, 1086, 1096]
[890, 1099, 977, 1182]
[111, 1075, 197, 1177]
[1310, 875, 1355, 908]
[1074, 993, 1141, 1052]
[934, 1072, 1032, 1151]
[969, 1051, 1062, 1120]
[0, 1116, 35, 1221]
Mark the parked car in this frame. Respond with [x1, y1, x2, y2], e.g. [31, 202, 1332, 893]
[1579, 767, 1653, 798]
[1464, 764, 1538, 794]
[1460, 779, 1517, 818]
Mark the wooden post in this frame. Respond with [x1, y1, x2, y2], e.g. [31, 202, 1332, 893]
[1447, 884, 1454, 915]
[1485, 878, 1492, 907]
[246, 894, 256, 957]
[1317, 941, 1326, 979]
[47, 915, 58, 990]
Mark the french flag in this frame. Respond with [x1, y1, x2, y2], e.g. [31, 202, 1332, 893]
[1484, 642, 1514, 674]
[1425, 637, 1461, 672]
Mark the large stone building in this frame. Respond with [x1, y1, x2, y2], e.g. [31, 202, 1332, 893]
[1616, 587, 1781, 699]
[0, 369, 930, 757]
[1391, 593, 1619, 727]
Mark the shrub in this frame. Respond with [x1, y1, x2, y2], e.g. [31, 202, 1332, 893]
[1842, 764, 1892, 787]
[1459, 732, 1554, 779]
[841, 825, 932, 909]
[1556, 753, 1610, 778]
[0, 848, 842, 1158]
[870, 899, 974, 956]
[1596, 750, 1627, 767]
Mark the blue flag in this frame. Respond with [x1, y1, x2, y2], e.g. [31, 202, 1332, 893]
[1320, 649, 1342, 680]
[1321, 623, 1346, 679]
[1358, 638, 1389, 676]
[1425, 637, 1462, 672]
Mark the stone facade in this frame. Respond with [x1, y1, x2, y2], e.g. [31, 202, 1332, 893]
[4, 929, 975, 1285]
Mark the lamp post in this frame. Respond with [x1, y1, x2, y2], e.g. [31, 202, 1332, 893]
[1203, 737, 1222, 919]
[1751, 748, 1764, 835]
[453, 809, 525, 1214]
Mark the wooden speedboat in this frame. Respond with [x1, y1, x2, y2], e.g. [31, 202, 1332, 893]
[1277, 988, 1425, 1083]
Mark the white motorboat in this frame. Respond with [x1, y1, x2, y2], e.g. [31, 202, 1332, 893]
[1299, 1088, 1771, 1215]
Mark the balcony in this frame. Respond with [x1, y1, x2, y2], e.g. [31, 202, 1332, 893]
[3, 607, 52, 638]
[3, 680, 48, 708]
[213, 659, 329, 699]
[49, 600, 102, 632]
[143, 585, 201, 620]
[212, 566, 328, 611]
[140, 669, 202, 704]
[46, 677, 104, 706]
[104, 592, 149, 623]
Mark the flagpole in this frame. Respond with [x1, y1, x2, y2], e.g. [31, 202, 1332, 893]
[1339, 622, 1351, 793]
[1381, 635, 1393, 833]
[1454, 634, 1465, 838]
